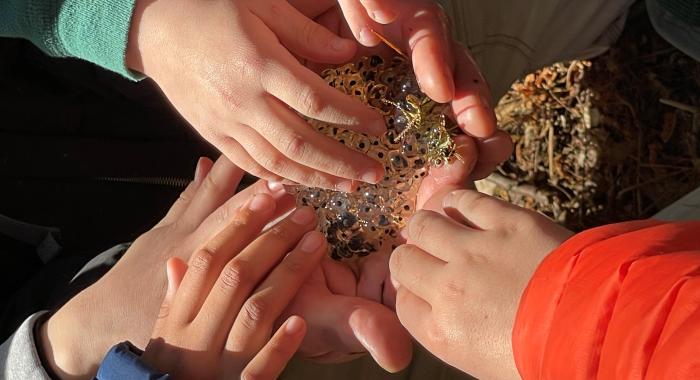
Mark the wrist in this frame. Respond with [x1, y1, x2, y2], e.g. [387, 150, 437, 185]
[38, 301, 104, 380]
[126, 0, 158, 76]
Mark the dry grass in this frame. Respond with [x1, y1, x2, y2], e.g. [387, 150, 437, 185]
[480, 9, 700, 231]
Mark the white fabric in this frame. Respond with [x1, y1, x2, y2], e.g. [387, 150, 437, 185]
[439, 0, 635, 99]
[0, 312, 52, 380]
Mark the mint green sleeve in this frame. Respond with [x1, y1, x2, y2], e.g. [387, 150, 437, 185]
[0, 0, 144, 80]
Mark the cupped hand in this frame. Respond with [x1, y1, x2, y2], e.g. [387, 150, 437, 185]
[336, 0, 498, 138]
[142, 195, 327, 379]
[279, 257, 414, 372]
[39, 155, 414, 378]
[277, 130, 511, 372]
[391, 190, 573, 379]
[126, 0, 387, 191]
[300, 1, 513, 196]
[346, 130, 513, 308]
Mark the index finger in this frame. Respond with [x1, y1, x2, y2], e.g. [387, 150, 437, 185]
[342, 0, 457, 104]
[262, 48, 386, 136]
[451, 42, 497, 138]
[401, 1, 456, 103]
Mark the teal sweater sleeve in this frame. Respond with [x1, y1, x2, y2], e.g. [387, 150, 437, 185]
[0, 0, 143, 80]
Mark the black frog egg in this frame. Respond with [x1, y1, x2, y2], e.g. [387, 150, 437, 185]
[306, 189, 327, 205]
[338, 211, 359, 229]
[393, 109, 409, 133]
[394, 179, 414, 192]
[328, 194, 350, 213]
[389, 151, 409, 170]
[401, 135, 420, 158]
[347, 235, 366, 252]
[353, 135, 372, 153]
[362, 189, 378, 204]
[377, 213, 391, 227]
[295, 55, 457, 261]
[396, 76, 420, 97]
[410, 157, 426, 169]
[358, 204, 380, 224]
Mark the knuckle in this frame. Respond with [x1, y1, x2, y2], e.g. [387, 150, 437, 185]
[243, 160, 273, 181]
[221, 89, 244, 112]
[201, 172, 221, 193]
[282, 253, 307, 273]
[502, 216, 524, 237]
[301, 20, 320, 47]
[190, 249, 214, 273]
[459, 191, 492, 216]
[267, 337, 295, 359]
[241, 297, 269, 330]
[408, 211, 433, 242]
[297, 171, 333, 190]
[268, 224, 292, 241]
[156, 303, 171, 320]
[442, 279, 466, 300]
[177, 187, 193, 203]
[215, 204, 232, 225]
[425, 323, 447, 347]
[282, 133, 309, 159]
[219, 260, 248, 291]
[236, 51, 265, 82]
[298, 87, 325, 117]
[390, 245, 409, 271]
[260, 153, 288, 175]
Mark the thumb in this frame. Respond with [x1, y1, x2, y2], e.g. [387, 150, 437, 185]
[343, 297, 413, 372]
[417, 134, 478, 210]
[292, 293, 413, 372]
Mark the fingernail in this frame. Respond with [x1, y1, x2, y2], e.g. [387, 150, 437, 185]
[442, 59, 455, 100]
[481, 95, 492, 109]
[267, 181, 285, 193]
[348, 309, 378, 358]
[371, 10, 396, 24]
[359, 28, 377, 45]
[331, 38, 353, 52]
[336, 180, 355, 193]
[194, 157, 205, 184]
[361, 168, 382, 184]
[291, 207, 316, 225]
[165, 260, 177, 296]
[457, 106, 484, 128]
[285, 316, 305, 334]
[299, 232, 324, 253]
[248, 194, 272, 212]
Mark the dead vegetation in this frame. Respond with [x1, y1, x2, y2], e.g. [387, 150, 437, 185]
[480, 11, 700, 231]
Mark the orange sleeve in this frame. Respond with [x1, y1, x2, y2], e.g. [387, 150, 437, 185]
[512, 220, 700, 380]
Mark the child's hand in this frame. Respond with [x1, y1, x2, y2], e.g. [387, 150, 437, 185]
[336, 1, 496, 138]
[142, 198, 327, 379]
[127, 0, 386, 191]
[390, 190, 573, 379]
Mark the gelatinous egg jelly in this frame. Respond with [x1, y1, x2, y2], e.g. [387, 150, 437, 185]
[291, 56, 460, 261]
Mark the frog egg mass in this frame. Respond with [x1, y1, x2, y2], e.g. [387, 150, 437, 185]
[290, 56, 461, 262]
